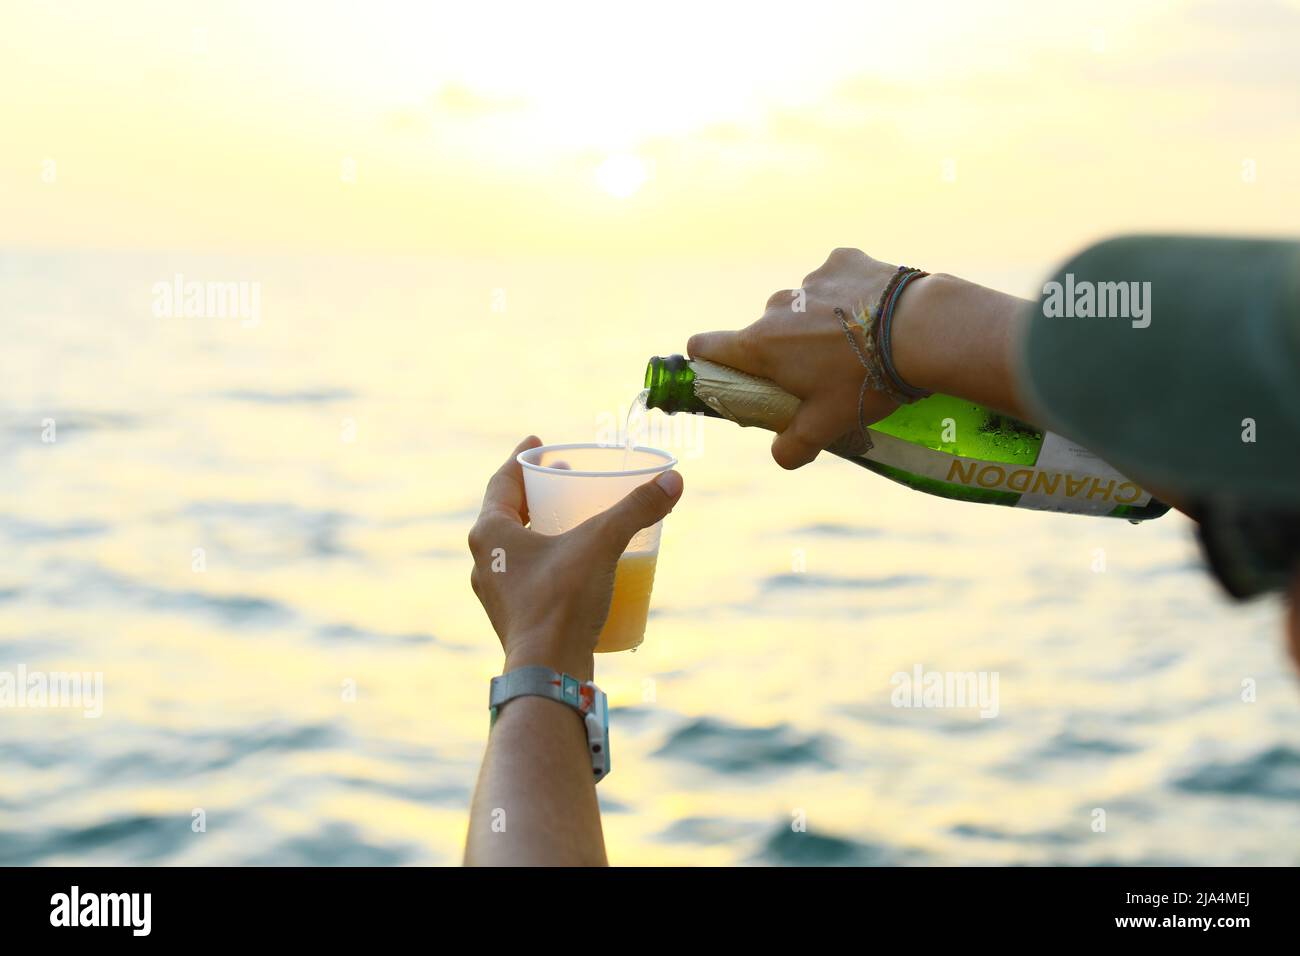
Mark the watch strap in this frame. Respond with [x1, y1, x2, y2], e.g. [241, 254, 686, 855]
[489, 665, 592, 718]
[488, 665, 610, 783]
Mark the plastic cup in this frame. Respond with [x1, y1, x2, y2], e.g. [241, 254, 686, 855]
[517, 443, 677, 652]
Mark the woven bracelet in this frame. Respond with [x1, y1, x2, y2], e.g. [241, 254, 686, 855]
[876, 268, 932, 403]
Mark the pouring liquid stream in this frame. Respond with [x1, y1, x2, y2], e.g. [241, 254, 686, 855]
[622, 388, 650, 470]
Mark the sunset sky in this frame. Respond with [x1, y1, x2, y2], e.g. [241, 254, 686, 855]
[3, 0, 1297, 273]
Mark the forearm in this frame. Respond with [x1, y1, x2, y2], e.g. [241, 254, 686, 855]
[464, 651, 607, 866]
[890, 273, 1034, 422]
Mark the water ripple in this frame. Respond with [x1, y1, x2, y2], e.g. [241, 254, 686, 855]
[761, 572, 930, 592]
[756, 825, 903, 866]
[38, 562, 296, 627]
[215, 388, 355, 405]
[654, 718, 834, 774]
[244, 822, 411, 866]
[1173, 746, 1300, 800]
[0, 814, 179, 865]
[0, 515, 110, 543]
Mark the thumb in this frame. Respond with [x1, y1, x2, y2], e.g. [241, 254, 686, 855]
[590, 470, 684, 555]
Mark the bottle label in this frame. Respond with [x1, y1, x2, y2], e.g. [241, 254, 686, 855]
[863, 429, 1152, 514]
[1015, 431, 1149, 513]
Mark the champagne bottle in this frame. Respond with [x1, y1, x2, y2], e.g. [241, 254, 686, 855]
[645, 354, 1169, 521]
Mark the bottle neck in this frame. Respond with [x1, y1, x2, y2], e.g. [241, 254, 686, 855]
[645, 355, 713, 415]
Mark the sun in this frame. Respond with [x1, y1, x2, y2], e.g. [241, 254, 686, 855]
[596, 154, 649, 198]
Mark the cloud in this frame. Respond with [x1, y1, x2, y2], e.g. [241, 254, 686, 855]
[428, 83, 530, 116]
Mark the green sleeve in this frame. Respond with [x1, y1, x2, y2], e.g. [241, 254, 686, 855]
[1019, 235, 1300, 507]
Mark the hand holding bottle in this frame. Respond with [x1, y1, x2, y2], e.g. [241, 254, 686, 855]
[688, 247, 1035, 470]
[688, 247, 907, 469]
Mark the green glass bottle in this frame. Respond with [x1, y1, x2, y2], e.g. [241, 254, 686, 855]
[645, 354, 1169, 521]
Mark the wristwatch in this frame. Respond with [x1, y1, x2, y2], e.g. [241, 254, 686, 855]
[489, 665, 610, 783]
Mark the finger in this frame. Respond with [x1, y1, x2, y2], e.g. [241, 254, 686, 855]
[686, 328, 764, 376]
[479, 435, 542, 526]
[770, 396, 849, 470]
[582, 470, 684, 557]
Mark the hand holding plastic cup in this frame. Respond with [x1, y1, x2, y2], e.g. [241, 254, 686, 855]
[517, 443, 677, 652]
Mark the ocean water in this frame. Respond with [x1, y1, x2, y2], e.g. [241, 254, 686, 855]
[2, 250, 1298, 866]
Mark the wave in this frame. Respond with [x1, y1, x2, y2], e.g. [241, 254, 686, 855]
[0, 515, 109, 543]
[0, 813, 178, 865]
[653, 717, 835, 774]
[215, 388, 355, 405]
[756, 825, 905, 866]
[242, 821, 412, 866]
[761, 572, 930, 592]
[1173, 745, 1300, 800]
